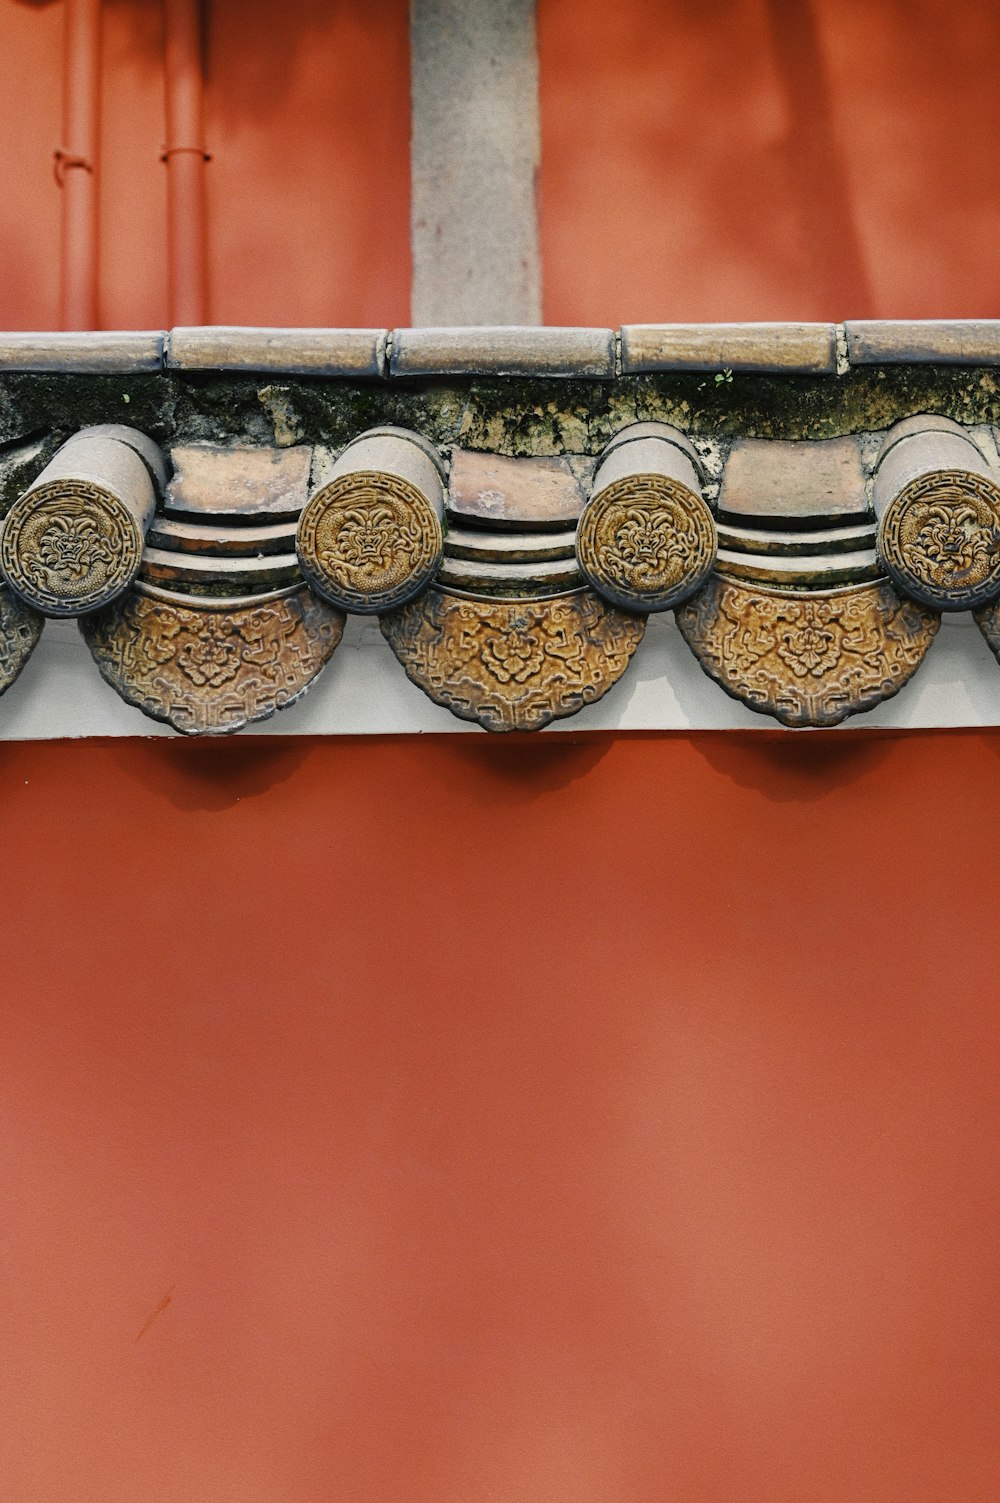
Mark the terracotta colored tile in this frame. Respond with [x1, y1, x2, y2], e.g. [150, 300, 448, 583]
[147, 517, 297, 556]
[621, 323, 836, 374]
[139, 549, 301, 589]
[448, 449, 587, 525]
[391, 326, 615, 377]
[165, 444, 312, 519]
[720, 437, 866, 519]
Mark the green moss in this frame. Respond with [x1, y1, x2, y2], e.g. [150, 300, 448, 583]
[0, 433, 62, 519]
[453, 369, 1000, 452]
[0, 374, 170, 446]
[0, 365, 997, 458]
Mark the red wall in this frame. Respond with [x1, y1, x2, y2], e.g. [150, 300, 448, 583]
[538, 0, 1000, 323]
[0, 0, 410, 329]
[202, 0, 410, 328]
[10, 0, 1000, 328]
[1, 0, 62, 329]
[1, 4, 999, 1500]
[3, 733, 999, 1502]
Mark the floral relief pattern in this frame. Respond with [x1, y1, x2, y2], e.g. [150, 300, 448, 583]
[0, 585, 44, 693]
[381, 587, 645, 731]
[773, 603, 842, 679]
[577, 476, 715, 611]
[176, 624, 243, 688]
[36, 514, 117, 581]
[298, 474, 442, 611]
[1, 486, 140, 616]
[676, 575, 939, 727]
[81, 587, 345, 734]
[880, 473, 1000, 608]
[1, 485, 139, 614]
[480, 624, 546, 684]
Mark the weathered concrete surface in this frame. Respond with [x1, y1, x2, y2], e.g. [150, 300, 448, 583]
[410, 0, 541, 325]
[6, 367, 1000, 465]
[622, 324, 837, 375]
[846, 320, 1000, 365]
[168, 328, 387, 377]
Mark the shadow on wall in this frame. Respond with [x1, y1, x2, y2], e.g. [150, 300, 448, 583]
[104, 732, 618, 814]
[688, 727, 899, 803]
[106, 734, 313, 811]
[538, 0, 1000, 321]
[762, 0, 875, 317]
[3, 733, 1000, 1501]
[15, 0, 404, 117]
[445, 733, 616, 803]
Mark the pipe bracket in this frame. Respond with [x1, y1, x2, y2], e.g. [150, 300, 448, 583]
[160, 145, 213, 163]
[52, 147, 93, 187]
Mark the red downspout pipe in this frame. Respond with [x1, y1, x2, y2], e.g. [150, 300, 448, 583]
[56, 0, 101, 331]
[164, 0, 208, 325]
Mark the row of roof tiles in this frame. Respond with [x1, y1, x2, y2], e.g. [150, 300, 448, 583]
[1, 321, 1000, 377]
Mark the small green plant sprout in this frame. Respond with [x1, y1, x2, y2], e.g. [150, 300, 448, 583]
[714, 368, 733, 385]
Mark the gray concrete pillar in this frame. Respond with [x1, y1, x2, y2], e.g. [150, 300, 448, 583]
[410, 0, 542, 325]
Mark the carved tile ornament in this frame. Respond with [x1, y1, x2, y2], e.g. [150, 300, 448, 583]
[972, 597, 1000, 666]
[576, 474, 715, 610]
[577, 423, 716, 612]
[298, 470, 441, 611]
[676, 575, 939, 727]
[0, 426, 162, 616]
[80, 586, 344, 735]
[296, 429, 446, 613]
[9, 402, 1000, 734]
[381, 588, 645, 731]
[1, 486, 138, 612]
[873, 417, 1000, 611]
[878, 472, 1000, 609]
[0, 585, 44, 693]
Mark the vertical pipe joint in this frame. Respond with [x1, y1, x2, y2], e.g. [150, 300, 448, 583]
[164, 0, 208, 325]
[58, 0, 101, 330]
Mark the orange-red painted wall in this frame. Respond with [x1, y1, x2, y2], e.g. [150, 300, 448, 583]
[1, 4, 999, 1499]
[11, 0, 1000, 329]
[1, 0, 63, 329]
[3, 733, 1000, 1502]
[202, 0, 410, 328]
[538, 0, 1000, 323]
[0, 0, 410, 329]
